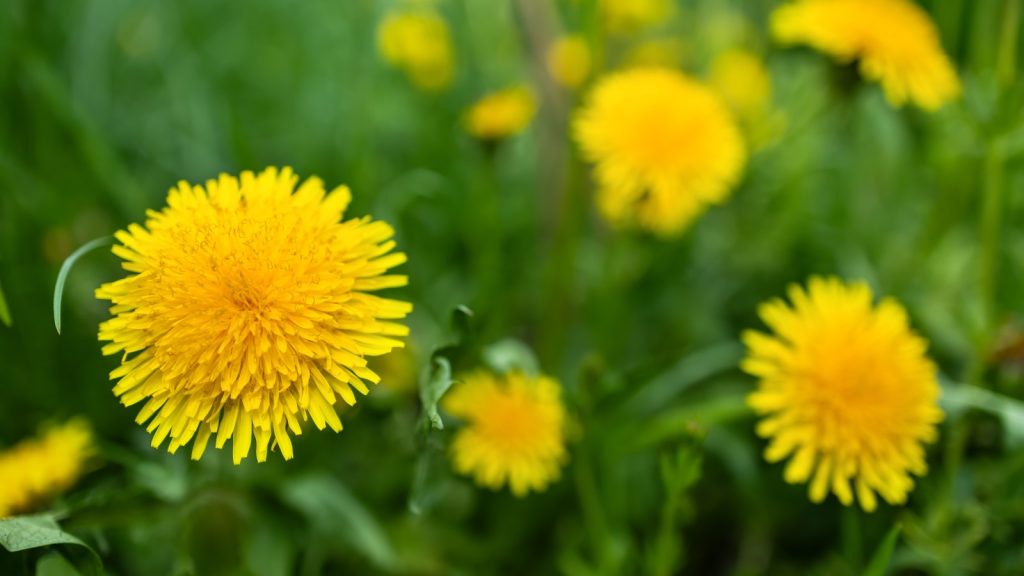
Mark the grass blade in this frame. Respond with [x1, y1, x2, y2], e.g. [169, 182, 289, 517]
[53, 236, 112, 334]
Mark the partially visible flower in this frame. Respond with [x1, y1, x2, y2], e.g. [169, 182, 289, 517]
[601, 0, 674, 34]
[772, 0, 959, 110]
[464, 86, 536, 141]
[575, 68, 745, 236]
[743, 277, 943, 511]
[443, 370, 567, 496]
[547, 35, 591, 89]
[377, 9, 454, 92]
[625, 38, 687, 69]
[709, 49, 772, 121]
[0, 419, 93, 517]
[96, 167, 411, 464]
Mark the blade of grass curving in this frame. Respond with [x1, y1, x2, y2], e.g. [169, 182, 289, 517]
[53, 236, 112, 334]
[0, 278, 10, 326]
[863, 523, 901, 576]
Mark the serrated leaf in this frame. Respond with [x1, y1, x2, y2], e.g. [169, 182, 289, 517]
[863, 524, 901, 576]
[0, 279, 10, 327]
[419, 357, 453, 430]
[0, 515, 102, 576]
[53, 236, 112, 334]
[280, 474, 398, 572]
[482, 338, 539, 376]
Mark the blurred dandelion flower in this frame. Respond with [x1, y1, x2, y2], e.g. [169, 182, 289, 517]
[0, 419, 93, 517]
[709, 49, 772, 121]
[575, 68, 745, 236]
[547, 35, 591, 89]
[464, 86, 536, 141]
[96, 167, 411, 464]
[601, 0, 674, 34]
[742, 277, 943, 512]
[444, 370, 567, 496]
[377, 9, 454, 92]
[772, 0, 960, 110]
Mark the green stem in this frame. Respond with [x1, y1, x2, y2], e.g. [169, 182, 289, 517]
[574, 443, 612, 573]
[841, 506, 863, 571]
[970, 140, 1006, 386]
[997, 0, 1020, 88]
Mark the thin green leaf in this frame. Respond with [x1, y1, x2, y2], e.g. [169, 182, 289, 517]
[0, 278, 10, 327]
[419, 357, 453, 431]
[280, 474, 398, 572]
[942, 384, 1024, 447]
[863, 523, 902, 576]
[53, 236, 112, 334]
[622, 342, 744, 416]
[0, 515, 102, 576]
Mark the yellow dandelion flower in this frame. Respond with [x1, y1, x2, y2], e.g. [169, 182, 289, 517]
[771, 0, 960, 110]
[443, 370, 567, 496]
[601, 0, 674, 34]
[464, 86, 536, 141]
[96, 167, 412, 464]
[742, 277, 943, 512]
[625, 38, 687, 69]
[709, 49, 772, 121]
[0, 419, 93, 517]
[547, 35, 591, 89]
[575, 68, 745, 236]
[377, 9, 454, 92]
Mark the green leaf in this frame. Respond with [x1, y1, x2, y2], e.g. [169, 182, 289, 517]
[419, 357, 453, 431]
[942, 384, 1024, 447]
[0, 515, 102, 576]
[622, 342, 744, 416]
[53, 236, 112, 334]
[280, 474, 398, 572]
[0, 279, 10, 327]
[863, 524, 901, 576]
[482, 338, 539, 376]
[36, 552, 81, 576]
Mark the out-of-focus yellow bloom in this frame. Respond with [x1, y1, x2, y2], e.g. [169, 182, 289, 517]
[547, 35, 591, 89]
[444, 370, 567, 496]
[377, 10, 454, 92]
[601, 0, 674, 34]
[709, 49, 772, 121]
[575, 68, 745, 236]
[0, 419, 93, 517]
[372, 345, 418, 396]
[464, 86, 536, 141]
[625, 38, 687, 69]
[96, 167, 411, 464]
[743, 277, 943, 512]
[772, 0, 959, 110]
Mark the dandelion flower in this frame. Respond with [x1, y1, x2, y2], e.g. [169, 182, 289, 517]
[709, 49, 772, 121]
[601, 0, 674, 34]
[443, 370, 567, 496]
[575, 68, 745, 236]
[547, 35, 591, 89]
[464, 86, 536, 141]
[742, 277, 943, 511]
[0, 419, 93, 517]
[96, 167, 411, 464]
[377, 9, 454, 92]
[771, 0, 960, 110]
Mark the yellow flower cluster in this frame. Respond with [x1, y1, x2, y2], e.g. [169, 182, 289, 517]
[464, 86, 536, 141]
[0, 419, 93, 517]
[444, 370, 568, 496]
[97, 167, 411, 464]
[377, 9, 454, 92]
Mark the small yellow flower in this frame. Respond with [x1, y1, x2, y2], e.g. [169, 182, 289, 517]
[443, 370, 567, 496]
[709, 49, 772, 121]
[575, 68, 745, 236]
[0, 419, 93, 517]
[547, 35, 591, 89]
[464, 86, 536, 141]
[742, 277, 943, 512]
[377, 9, 454, 92]
[772, 0, 960, 110]
[601, 0, 674, 34]
[96, 167, 411, 464]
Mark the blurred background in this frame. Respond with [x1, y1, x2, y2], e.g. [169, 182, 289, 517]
[2, 0, 1024, 574]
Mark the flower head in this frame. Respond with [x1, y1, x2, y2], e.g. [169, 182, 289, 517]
[0, 419, 93, 517]
[464, 86, 536, 141]
[96, 167, 411, 464]
[547, 35, 591, 89]
[709, 49, 772, 121]
[377, 9, 454, 92]
[601, 0, 674, 34]
[742, 277, 942, 511]
[443, 370, 567, 496]
[575, 68, 745, 236]
[772, 0, 959, 110]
